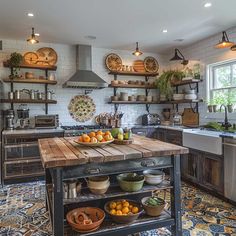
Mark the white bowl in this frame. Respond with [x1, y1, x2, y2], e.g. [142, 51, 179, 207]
[185, 94, 197, 100]
[143, 170, 165, 185]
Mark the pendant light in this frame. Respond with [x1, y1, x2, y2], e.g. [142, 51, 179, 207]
[27, 27, 39, 44]
[215, 31, 234, 49]
[170, 48, 189, 65]
[132, 42, 143, 56]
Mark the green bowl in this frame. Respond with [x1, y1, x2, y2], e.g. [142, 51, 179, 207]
[117, 173, 145, 192]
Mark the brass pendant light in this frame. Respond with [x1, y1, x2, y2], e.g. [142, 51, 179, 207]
[27, 27, 39, 44]
[132, 42, 143, 56]
[170, 48, 189, 65]
[215, 31, 234, 49]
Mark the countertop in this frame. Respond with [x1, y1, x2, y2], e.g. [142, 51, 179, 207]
[131, 125, 190, 131]
[220, 133, 236, 139]
[2, 128, 65, 135]
[39, 135, 189, 168]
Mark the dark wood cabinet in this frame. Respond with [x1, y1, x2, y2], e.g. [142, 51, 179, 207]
[131, 128, 157, 138]
[156, 128, 182, 146]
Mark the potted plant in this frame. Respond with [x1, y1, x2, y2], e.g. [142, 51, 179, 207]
[207, 99, 214, 113]
[8, 52, 23, 78]
[213, 94, 226, 112]
[156, 70, 184, 101]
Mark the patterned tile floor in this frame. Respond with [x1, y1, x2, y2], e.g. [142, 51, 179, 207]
[0, 181, 235, 236]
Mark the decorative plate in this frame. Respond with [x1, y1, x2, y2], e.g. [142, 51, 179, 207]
[105, 53, 122, 71]
[68, 95, 96, 122]
[36, 47, 58, 66]
[144, 57, 159, 73]
[23, 52, 39, 65]
[74, 139, 114, 147]
[133, 60, 145, 72]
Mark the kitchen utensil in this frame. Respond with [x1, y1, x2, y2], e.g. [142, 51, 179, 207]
[133, 60, 145, 73]
[4, 109, 15, 130]
[25, 72, 34, 79]
[37, 92, 44, 100]
[105, 53, 122, 71]
[17, 107, 29, 119]
[143, 170, 165, 185]
[111, 96, 118, 101]
[47, 90, 54, 100]
[8, 92, 14, 100]
[48, 72, 56, 81]
[182, 108, 199, 126]
[144, 57, 159, 73]
[35, 115, 59, 129]
[68, 95, 96, 122]
[162, 108, 171, 121]
[88, 181, 110, 195]
[104, 199, 143, 224]
[128, 95, 135, 101]
[142, 113, 161, 126]
[137, 95, 146, 102]
[66, 179, 82, 199]
[66, 207, 105, 233]
[63, 182, 69, 199]
[117, 173, 145, 192]
[23, 89, 38, 100]
[173, 112, 182, 126]
[146, 95, 153, 102]
[23, 52, 38, 65]
[120, 92, 128, 101]
[141, 196, 165, 217]
[87, 176, 110, 189]
[14, 90, 21, 99]
[36, 47, 58, 66]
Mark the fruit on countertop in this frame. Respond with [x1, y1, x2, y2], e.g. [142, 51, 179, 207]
[117, 132, 124, 141]
[77, 130, 114, 143]
[111, 127, 123, 138]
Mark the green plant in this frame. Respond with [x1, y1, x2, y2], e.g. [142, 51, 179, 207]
[8, 52, 23, 77]
[226, 92, 234, 105]
[212, 94, 225, 105]
[156, 70, 184, 100]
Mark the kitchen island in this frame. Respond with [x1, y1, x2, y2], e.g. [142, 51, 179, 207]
[39, 135, 188, 236]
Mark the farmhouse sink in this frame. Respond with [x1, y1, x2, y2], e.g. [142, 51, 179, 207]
[183, 129, 222, 155]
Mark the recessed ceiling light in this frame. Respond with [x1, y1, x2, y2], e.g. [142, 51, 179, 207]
[162, 29, 168, 33]
[27, 13, 34, 17]
[35, 33, 40, 36]
[204, 2, 212, 8]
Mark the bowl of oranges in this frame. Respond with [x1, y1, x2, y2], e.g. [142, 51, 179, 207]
[75, 130, 114, 147]
[104, 199, 143, 224]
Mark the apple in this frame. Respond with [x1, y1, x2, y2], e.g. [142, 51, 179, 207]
[96, 134, 103, 142]
[111, 128, 123, 138]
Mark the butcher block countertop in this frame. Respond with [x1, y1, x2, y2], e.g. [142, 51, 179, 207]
[38, 135, 188, 168]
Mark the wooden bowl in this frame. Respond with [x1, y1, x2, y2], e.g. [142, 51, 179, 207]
[66, 207, 105, 233]
[74, 139, 114, 147]
[104, 199, 143, 224]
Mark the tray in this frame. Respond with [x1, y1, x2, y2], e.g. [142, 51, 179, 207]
[74, 139, 114, 147]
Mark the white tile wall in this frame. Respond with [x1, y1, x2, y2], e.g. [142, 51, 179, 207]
[166, 26, 236, 124]
[0, 39, 168, 126]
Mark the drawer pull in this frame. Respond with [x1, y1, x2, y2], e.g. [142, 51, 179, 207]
[141, 160, 156, 167]
[85, 168, 101, 174]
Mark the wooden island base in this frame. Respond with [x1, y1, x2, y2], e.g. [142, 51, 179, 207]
[39, 135, 188, 236]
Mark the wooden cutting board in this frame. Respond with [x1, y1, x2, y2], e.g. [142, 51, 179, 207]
[133, 60, 146, 72]
[182, 108, 199, 126]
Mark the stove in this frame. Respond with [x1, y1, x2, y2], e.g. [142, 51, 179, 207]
[61, 125, 110, 137]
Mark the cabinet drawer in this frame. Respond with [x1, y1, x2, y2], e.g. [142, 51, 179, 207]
[4, 160, 44, 179]
[165, 130, 182, 146]
[4, 143, 40, 161]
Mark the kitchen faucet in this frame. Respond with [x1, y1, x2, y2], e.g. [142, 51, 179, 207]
[220, 104, 231, 130]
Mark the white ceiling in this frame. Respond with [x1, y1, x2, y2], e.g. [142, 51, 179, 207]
[0, 0, 236, 54]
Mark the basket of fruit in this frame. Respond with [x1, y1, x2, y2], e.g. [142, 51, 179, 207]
[141, 196, 165, 216]
[74, 130, 114, 147]
[104, 199, 143, 224]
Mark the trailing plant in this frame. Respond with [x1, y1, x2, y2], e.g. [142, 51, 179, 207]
[156, 70, 184, 100]
[8, 52, 23, 78]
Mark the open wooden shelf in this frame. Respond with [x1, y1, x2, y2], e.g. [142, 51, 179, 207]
[3, 61, 57, 71]
[1, 99, 57, 104]
[3, 78, 57, 85]
[109, 84, 156, 89]
[108, 71, 159, 77]
[172, 79, 203, 86]
[109, 99, 203, 105]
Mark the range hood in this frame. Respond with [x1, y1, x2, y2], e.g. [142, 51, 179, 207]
[63, 45, 107, 89]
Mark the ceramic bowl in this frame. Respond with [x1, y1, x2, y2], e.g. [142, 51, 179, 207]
[143, 170, 165, 185]
[117, 173, 145, 192]
[87, 176, 109, 188]
[88, 181, 110, 195]
[141, 197, 165, 217]
[185, 94, 197, 100]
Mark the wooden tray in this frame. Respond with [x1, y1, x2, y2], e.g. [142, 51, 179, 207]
[74, 139, 114, 147]
[113, 139, 134, 145]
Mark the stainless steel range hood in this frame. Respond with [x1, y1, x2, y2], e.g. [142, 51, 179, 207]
[63, 45, 107, 89]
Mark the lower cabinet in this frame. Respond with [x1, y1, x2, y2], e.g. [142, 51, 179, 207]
[181, 149, 224, 194]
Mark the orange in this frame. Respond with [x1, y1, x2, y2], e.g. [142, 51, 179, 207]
[101, 139, 106, 142]
[122, 207, 129, 214]
[88, 132, 96, 138]
[105, 131, 111, 136]
[110, 209, 116, 215]
[90, 137, 98, 143]
[78, 136, 83, 142]
[96, 134, 103, 142]
[128, 205, 133, 210]
[96, 130, 103, 135]
[83, 135, 91, 143]
[116, 204, 122, 210]
[109, 202, 117, 209]
[123, 201, 129, 207]
[132, 207, 139, 214]
[116, 210, 122, 215]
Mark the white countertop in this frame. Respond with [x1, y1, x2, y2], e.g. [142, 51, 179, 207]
[131, 125, 189, 131]
[2, 128, 64, 135]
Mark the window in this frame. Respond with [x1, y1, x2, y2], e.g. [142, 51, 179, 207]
[208, 61, 236, 107]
